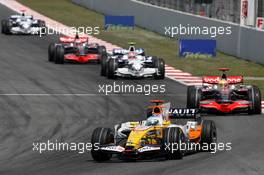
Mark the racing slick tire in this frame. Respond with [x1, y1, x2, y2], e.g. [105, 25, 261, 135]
[100, 54, 108, 76]
[54, 45, 65, 64]
[107, 58, 118, 79]
[162, 127, 184, 159]
[153, 57, 165, 80]
[187, 86, 201, 109]
[248, 85, 262, 114]
[1, 19, 5, 34]
[200, 120, 217, 152]
[37, 20, 46, 35]
[97, 46, 107, 64]
[48, 43, 56, 62]
[1, 19, 11, 34]
[91, 127, 114, 162]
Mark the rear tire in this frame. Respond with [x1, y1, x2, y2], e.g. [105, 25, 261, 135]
[187, 86, 201, 109]
[200, 120, 217, 152]
[54, 46, 64, 64]
[91, 127, 114, 162]
[162, 127, 184, 159]
[248, 85, 262, 114]
[48, 43, 56, 62]
[107, 58, 118, 79]
[153, 57, 165, 80]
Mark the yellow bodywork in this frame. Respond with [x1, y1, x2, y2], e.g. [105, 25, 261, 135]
[125, 120, 171, 149]
[125, 120, 202, 150]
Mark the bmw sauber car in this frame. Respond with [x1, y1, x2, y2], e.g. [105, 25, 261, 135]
[187, 68, 262, 114]
[48, 34, 107, 64]
[91, 100, 217, 161]
[100, 43, 165, 79]
[1, 10, 46, 35]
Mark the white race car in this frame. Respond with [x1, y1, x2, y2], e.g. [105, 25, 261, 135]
[101, 43, 165, 79]
[1, 11, 46, 35]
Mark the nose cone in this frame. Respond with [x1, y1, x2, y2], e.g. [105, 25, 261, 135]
[23, 23, 30, 29]
[132, 62, 142, 71]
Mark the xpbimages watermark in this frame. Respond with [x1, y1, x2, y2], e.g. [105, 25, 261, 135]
[165, 24, 232, 38]
[32, 140, 99, 154]
[98, 82, 166, 95]
[39, 24, 100, 37]
[164, 141, 232, 154]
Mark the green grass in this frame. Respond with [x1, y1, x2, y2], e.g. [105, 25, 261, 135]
[20, 0, 264, 97]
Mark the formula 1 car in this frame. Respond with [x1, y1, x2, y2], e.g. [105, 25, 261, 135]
[48, 34, 107, 64]
[100, 43, 165, 79]
[91, 100, 217, 161]
[1, 10, 46, 35]
[187, 68, 262, 114]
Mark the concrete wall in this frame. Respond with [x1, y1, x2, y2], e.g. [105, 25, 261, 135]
[72, 0, 264, 64]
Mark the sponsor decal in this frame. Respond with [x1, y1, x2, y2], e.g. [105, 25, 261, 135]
[104, 16, 135, 30]
[138, 146, 160, 153]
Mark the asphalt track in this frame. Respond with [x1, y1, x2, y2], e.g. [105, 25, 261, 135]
[0, 4, 263, 175]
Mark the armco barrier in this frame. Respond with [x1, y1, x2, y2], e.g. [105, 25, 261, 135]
[72, 0, 264, 64]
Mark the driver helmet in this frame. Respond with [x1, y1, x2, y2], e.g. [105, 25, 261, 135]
[219, 79, 228, 88]
[128, 52, 136, 59]
[145, 116, 162, 126]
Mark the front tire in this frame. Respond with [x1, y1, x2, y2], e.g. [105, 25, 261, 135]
[200, 120, 217, 152]
[162, 127, 184, 159]
[248, 85, 262, 114]
[54, 45, 65, 64]
[91, 127, 114, 162]
[1, 19, 10, 34]
[1, 19, 5, 34]
[107, 58, 118, 79]
[100, 54, 108, 76]
[48, 43, 56, 62]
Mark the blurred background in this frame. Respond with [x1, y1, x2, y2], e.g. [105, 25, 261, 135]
[138, 0, 264, 24]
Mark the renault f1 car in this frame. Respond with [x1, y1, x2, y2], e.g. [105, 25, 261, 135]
[48, 34, 107, 64]
[187, 68, 262, 114]
[100, 43, 165, 79]
[91, 100, 217, 161]
[1, 10, 46, 35]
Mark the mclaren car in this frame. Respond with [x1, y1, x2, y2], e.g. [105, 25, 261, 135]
[187, 68, 262, 114]
[48, 34, 107, 64]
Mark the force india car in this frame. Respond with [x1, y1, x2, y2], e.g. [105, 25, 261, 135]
[91, 100, 217, 161]
[48, 34, 107, 64]
[187, 68, 262, 114]
[1, 10, 46, 35]
[100, 43, 165, 79]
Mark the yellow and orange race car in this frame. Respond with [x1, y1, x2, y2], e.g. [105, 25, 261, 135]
[91, 100, 217, 161]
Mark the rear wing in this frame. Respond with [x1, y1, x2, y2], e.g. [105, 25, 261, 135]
[59, 34, 89, 43]
[202, 76, 243, 84]
[169, 108, 197, 119]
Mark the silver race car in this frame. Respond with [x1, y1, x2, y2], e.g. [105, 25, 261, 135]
[1, 11, 46, 35]
[101, 43, 165, 79]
